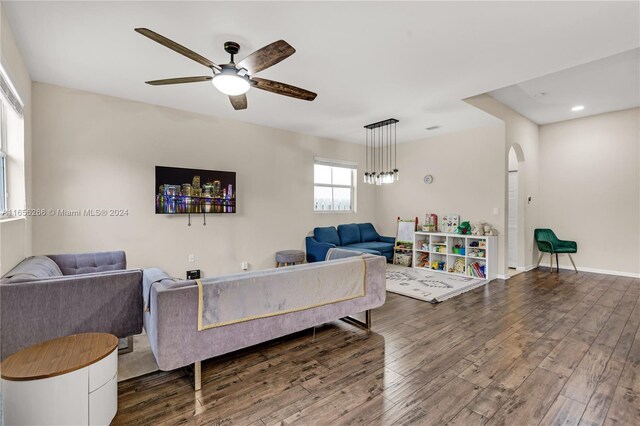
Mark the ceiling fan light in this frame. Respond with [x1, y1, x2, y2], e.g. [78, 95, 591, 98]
[212, 73, 250, 96]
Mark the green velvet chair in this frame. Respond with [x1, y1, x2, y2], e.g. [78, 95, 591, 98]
[534, 229, 578, 273]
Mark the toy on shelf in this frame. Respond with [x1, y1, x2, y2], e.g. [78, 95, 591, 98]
[440, 214, 460, 233]
[430, 261, 446, 271]
[433, 245, 446, 253]
[469, 222, 497, 236]
[468, 248, 486, 258]
[454, 258, 466, 274]
[420, 241, 429, 251]
[417, 252, 429, 268]
[423, 213, 438, 232]
[457, 221, 471, 235]
[483, 224, 496, 236]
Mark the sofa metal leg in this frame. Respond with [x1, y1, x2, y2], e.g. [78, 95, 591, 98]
[568, 254, 578, 273]
[193, 361, 202, 391]
[536, 253, 544, 268]
[340, 310, 371, 332]
[118, 336, 134, 355]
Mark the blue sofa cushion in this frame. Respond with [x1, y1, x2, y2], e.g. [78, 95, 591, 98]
[339, 246, 381, 256]
[358, 223, 380, 242]
[346, 241, 394, 253]
[338, 224, 361, 246]
[313, 226, 341, 246]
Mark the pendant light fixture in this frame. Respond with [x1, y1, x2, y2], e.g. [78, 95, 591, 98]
[363, 118, 399, 185]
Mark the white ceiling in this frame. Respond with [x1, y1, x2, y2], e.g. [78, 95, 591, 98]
[490, 48, 640, 124]
[4, 1, 640, 144]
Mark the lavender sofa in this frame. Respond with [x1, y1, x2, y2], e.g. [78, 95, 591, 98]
[143, 252, 386, 389]
[0, 251, 143, 359]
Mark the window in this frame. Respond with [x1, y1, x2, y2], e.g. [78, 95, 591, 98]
[0, 63, 25, 217]
[313, 158, 356, 212]
[0, 101, 6, 213]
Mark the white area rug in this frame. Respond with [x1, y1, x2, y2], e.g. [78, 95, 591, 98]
[386, 264, 487, 303]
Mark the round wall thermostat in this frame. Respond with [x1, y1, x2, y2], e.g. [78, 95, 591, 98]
[423, 175, 433, 184]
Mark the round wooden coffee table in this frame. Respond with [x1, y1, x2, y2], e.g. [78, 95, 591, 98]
[1, 333, 118, 426]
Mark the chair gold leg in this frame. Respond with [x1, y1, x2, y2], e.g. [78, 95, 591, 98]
[549, 253, 554, 273]
[568, 254, 578, 273]
[536, 253, 544, 268]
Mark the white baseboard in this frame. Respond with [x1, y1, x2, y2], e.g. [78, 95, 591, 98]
[496, 274, 511, 280]
[538, 262, 640, 278]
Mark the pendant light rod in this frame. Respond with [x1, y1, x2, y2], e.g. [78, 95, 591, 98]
[363, 118, 399, 185]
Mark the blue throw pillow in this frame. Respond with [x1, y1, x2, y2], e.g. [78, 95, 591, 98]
[358, 223, 380, 242]
[314, 226, 341, 246]
[338, 224, 361, 246]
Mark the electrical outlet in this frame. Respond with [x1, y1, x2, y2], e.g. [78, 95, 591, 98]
[241, 261, 249, 271]
[188, 254, 195, 263]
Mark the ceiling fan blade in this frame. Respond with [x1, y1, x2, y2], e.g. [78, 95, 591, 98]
[237, 40, 295, 75]
[135, 28, 221, 71]
[251, 77, 317, 101]
[145, 76, 213, 86]
[229, 94, 248, 110]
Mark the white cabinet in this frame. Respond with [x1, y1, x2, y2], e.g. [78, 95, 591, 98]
[413, 231, 497, 280]
[2, 334, 118, 426]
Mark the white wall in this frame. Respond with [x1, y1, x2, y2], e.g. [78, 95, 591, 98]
[374, 124, 508, 276]
[31, 83, 377, 277]
[466, 94, 540, 271]
[538, 108, 640, 276]
[0, 4, 32, 274]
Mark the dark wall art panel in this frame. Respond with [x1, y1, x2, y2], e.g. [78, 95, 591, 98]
[155, 166, 236, 214]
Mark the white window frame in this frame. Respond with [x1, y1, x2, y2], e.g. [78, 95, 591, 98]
[313, 157, 357, 213]
[0, 100, 7, 215]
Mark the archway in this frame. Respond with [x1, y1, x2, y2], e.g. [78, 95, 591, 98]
[508, 144, 526, 272]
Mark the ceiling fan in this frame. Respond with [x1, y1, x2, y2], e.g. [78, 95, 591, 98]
[135, 28, 317, 110]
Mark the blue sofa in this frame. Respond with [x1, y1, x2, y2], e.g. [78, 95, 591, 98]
[306, 223, 395, 262]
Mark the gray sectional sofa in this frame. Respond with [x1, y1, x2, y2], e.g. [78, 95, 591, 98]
[0, 251, 143, 359]
[143, 252, 386, 389]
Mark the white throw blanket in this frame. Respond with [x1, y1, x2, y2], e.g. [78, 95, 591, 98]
[197, 257, 366, 330]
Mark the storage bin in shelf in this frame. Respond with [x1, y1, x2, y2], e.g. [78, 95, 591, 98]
[448, 237, 466, 256]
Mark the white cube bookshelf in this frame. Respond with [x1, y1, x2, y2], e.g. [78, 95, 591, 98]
[413, 231, 497, 280]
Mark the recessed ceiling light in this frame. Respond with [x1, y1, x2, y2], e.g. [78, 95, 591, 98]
[571, 105, 585, 112]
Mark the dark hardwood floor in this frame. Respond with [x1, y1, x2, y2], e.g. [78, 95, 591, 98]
[114, 269, 640, 425]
